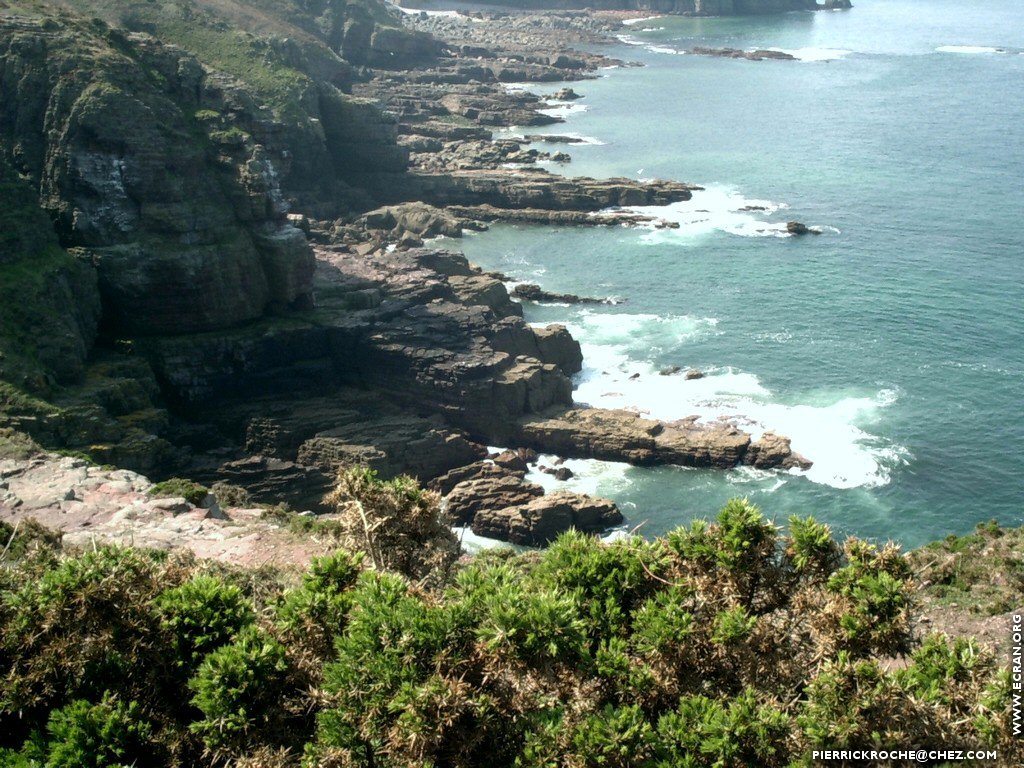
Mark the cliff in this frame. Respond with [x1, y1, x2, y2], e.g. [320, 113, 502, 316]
[0, 1, 810, 523]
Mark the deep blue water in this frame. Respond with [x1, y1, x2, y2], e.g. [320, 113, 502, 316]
[439, 0, 1024, 547]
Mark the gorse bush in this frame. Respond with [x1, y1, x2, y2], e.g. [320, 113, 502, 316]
[39, 694, 158, 768]
[188, 626, 290, 757]
[0, 491, 1020, 768]
[156, 574, 255, 673]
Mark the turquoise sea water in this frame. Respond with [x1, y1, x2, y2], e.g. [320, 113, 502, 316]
[440, 0, 1024, 547]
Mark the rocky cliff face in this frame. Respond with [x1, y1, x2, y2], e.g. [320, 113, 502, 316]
[0, 18, 313, 335]
[0, 2, 812, 520]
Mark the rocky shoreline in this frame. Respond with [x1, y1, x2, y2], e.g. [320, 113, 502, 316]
[0, 1, 813, 547]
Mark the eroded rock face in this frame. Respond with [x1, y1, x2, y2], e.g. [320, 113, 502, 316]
[0, 19, 315, 336]
[471, 490, 622, 545]
[445, 474, 545, 525]
[142, 247, 580, 443]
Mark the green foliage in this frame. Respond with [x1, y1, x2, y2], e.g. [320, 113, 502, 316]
[785, 515, 841, 576]
[0, 499, 1016, 767]
[0, 546, 170, 718]
[0, 428, 41, 461]
[531, 530, 667, 642]
[654, 689, 791, 768]
[155, 574, 255, 672]
[187, 626, 289, 756]
[312, 570, 473, 765]
[275, 551, 362, 662]
[0, 518, 62, 562]
[569, 704, 654, 768]
[40, 694, 157, 768]
[711, 606, 757, 647]
[210, 482, 251, 508]
[631, 587, 694, 657]
[455, 560, 587, 665]
[822, 539, 913, 657]
[148, 478, 209, 506]
[325, 467, 459, 584]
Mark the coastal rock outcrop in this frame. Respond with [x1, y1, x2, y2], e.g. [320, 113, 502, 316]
[512, 283, 609, 305]
[445, 474, 545, 525]
[515, 408, 810, 470]
[472, 490, 622, 545]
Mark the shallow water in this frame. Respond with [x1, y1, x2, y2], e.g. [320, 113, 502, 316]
[438, 0, 1024, 546]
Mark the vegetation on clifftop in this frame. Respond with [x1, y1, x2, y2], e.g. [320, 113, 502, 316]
[0, 473, 1018, 767]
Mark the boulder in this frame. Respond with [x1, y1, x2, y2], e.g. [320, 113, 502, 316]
[549, 88, 581, 101]
[428, 461, 521, 496]
[492, 449, 530, 473]
[444, 474, 544, 525]
[471, 491, 622, 546]
[786, 221, 819, 236]
[746, 432, 813, 470]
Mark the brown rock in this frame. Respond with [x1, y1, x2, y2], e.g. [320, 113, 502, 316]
[746, 432, 813, 470]
[428, 461, 520, 496]
[492, 449, 529, 473]
[515, 408, 752, 468]
[471, 490, 622, 546]
[444, 474, 544, 525]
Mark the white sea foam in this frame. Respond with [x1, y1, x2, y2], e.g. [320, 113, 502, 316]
[647, 45, 686, 56]
[525, 455, 633, 499]
[561, 310, 906, 490]
[616, 34, 645, 47]
[395, 6, 463, 19]
[529, 132, 606, 146]
[622, 15, 665, 26]
[768, 47, 852, 62]
[538, 102, 590, 119]
[935, 45, 1004, 54]
[622, 184, 793, 241]
[616, 34, 684, 55]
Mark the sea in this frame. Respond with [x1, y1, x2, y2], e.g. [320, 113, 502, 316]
[432, 0, 1024, 547]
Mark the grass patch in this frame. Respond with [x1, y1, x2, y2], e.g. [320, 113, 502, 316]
[148, 478, 209, 507]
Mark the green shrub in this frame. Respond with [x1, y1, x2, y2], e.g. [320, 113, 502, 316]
[821, 539, 913, 657]
[155, 574, 255, 673]
[531, 531, 667, 642]
[0, 546, 170, 718]
[41, 694, 157, 768]
[148, 478, 208, 506]
[569, 704, 654, 768]
[711, 606, 758, 647]
[785, 515, 841, 576]
[453, 560, 586, 665]
[630, 587, 695, 658]
[312, 571, 472, 765]
[0, 518, 62, 562]
[275, 551, 363, 662]
[654, 689, 791, 767]
[324, 467, 459, 585]
[210, 482, 251, 508]
[187, 626, 289, 756]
